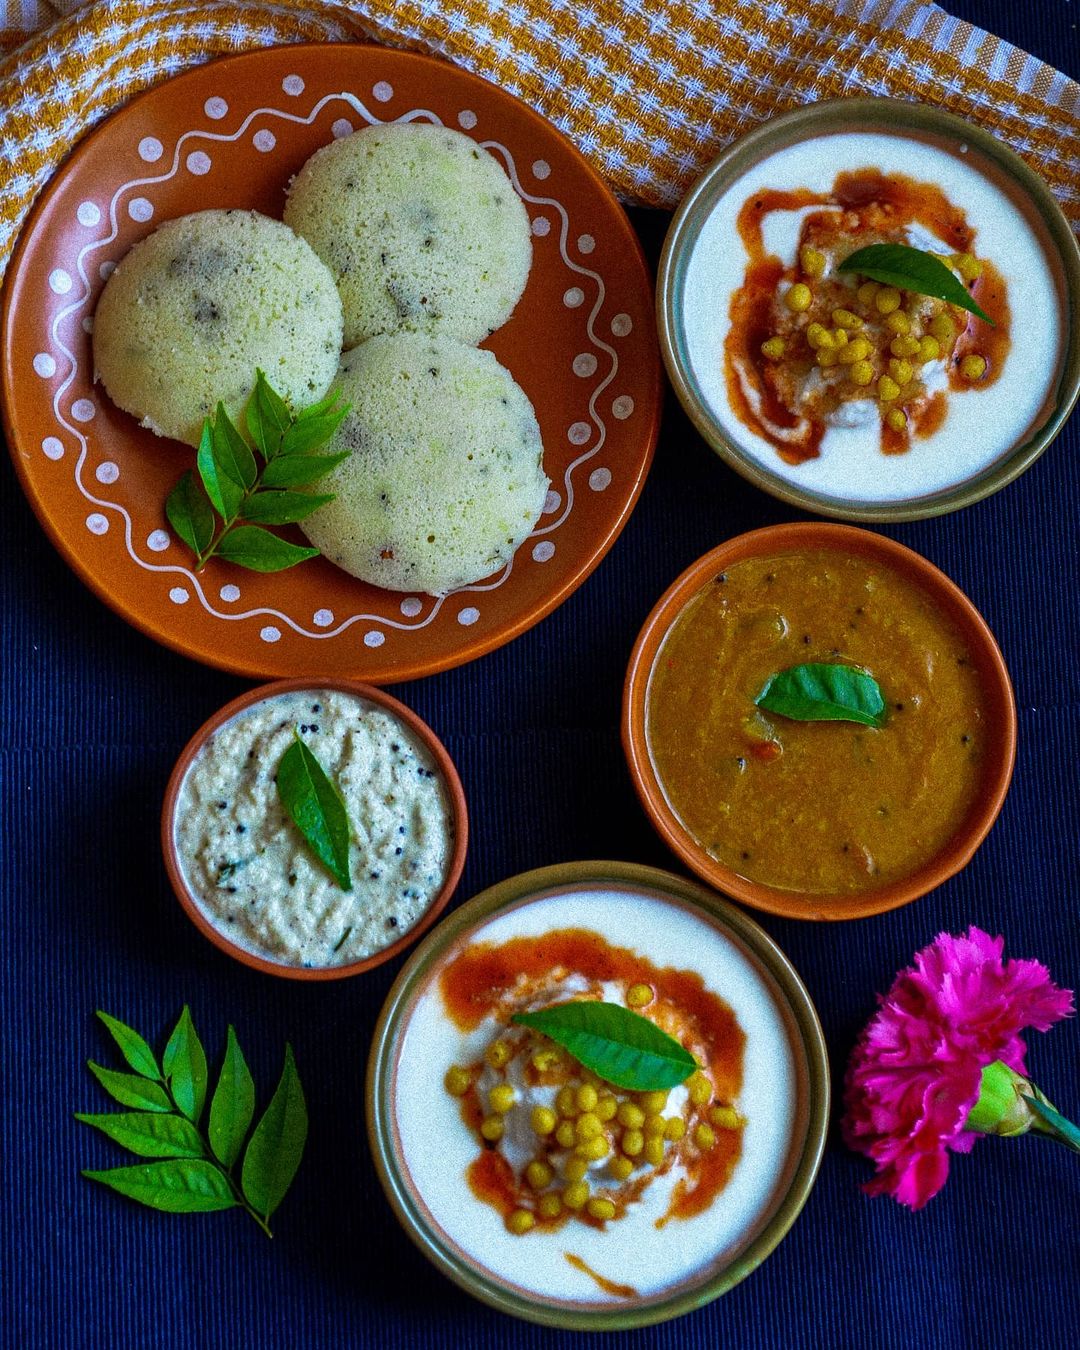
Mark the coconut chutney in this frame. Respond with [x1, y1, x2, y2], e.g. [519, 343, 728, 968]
[173, 688, 453, 968]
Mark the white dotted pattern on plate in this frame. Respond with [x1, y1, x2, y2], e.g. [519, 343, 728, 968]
[36, 78, 643, 654]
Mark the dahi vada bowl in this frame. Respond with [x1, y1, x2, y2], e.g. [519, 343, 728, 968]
[658, 99, 1080, 521]
[623, 523, 1016, 921]
[367, 862, 827, 1330]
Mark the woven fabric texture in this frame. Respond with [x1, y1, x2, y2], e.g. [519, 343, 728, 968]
[0, 0, 1077, 276]
[2, 4, 1079, 1348]
[3, 206, 1079, 1348]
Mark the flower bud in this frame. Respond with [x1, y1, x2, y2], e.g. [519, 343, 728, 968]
[965, 1061, 1038, 1138]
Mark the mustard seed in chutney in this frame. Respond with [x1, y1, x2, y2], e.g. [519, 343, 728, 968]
[645, 550, 988, 895]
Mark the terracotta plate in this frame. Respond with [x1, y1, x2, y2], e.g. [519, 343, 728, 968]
[2, 45, 660, 682]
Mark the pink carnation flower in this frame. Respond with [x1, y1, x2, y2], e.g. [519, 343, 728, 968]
[842, 926, 1073, 1209]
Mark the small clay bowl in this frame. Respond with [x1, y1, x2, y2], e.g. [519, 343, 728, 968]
[657, 97, 1080, 522]
[622, 523, 1016, 921]
[162, 678, 468, 978]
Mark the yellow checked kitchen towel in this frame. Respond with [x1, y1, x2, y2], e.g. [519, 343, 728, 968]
[0, 0, 1077, 274]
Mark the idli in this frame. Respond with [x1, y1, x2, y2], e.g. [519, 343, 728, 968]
[302, 333, 548, 595]
[283, 123, 531, 349]
[93, 209, 343, 446]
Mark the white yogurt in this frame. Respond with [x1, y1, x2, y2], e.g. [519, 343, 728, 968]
[681, 131, 1064, 502]
[392, 885, 805, 1306]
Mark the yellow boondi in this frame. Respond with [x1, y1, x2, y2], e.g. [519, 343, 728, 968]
[0, 0, 1076, 278]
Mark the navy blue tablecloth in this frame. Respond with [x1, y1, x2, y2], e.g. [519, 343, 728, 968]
[3, 3, 1078, 1345]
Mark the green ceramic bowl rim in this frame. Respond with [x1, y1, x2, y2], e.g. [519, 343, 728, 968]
[365, 860, 830, 1331]
[656, 96, 1080, 523]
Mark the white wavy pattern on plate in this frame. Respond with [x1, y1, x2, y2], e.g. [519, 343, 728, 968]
[479, 140, 615, 539]
[44, 85, 626, 643]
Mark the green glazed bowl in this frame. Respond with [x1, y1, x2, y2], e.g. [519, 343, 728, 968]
[657, 97, 1080, 522]
[366, 861, 829, 1330]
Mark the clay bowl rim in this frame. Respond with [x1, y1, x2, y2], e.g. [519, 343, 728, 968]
[161, 677, 469, 979]
[621, 522, 1017, 921]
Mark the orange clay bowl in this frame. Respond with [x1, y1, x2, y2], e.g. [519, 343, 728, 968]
[622, 523, 1016, 921]
[162, 678, 468, 978]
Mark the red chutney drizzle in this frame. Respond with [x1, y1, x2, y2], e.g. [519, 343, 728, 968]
[464, 1133, 662, 1231]
[728, 188, 830, 464]
[564, 1252, 638, 1298]
[657, 1122, 741, 1226]
[467, 1147, 519, 1217]
[726, 169, 1011, 465]
[440, 927, 746, 1228]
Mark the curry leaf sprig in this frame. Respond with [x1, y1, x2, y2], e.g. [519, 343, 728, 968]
[78, 1007, 307, 1238]
[165, 370, 350, 573]
[512, 1001, 698, 1092]
[276, 730, 354, 891]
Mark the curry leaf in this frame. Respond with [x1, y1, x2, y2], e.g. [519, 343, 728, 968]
[276, 733, 353, 890]
[165, 470, 215, 556]
[162, 1005, 208, 1124]
[755, 662, 887, 728]
[212, 401, 258, 490]
[196, 417, 244, 521]
[82, 1161, 237, 1213]
[240, 490, 333, 526]
[246, 368, 293, 461]
[280, 403, 349, 457]
[213, 526, 320, 572]
[209, 1026, 256, 1170]
[511, 1001, 697, 1092]
[260, 451, 350, 489]
[837, 243, 994, 325]
[75, 1111, 205, 1159]
[96, 1012, 161, 1080]
[86, 1062, 172, 1112]
[296, 386, 346, 422]
[241, 1044, 308, 1221]
[165, 376, 347, 573]
[82, 1011, 308, 1236]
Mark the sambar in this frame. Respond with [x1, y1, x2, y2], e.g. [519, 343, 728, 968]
[645, 548, 989, 895]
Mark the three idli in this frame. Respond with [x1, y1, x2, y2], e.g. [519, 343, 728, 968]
[93, 209, 343, 446]
[301, 333, 548, 595]
[284, 123, 531, 349]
